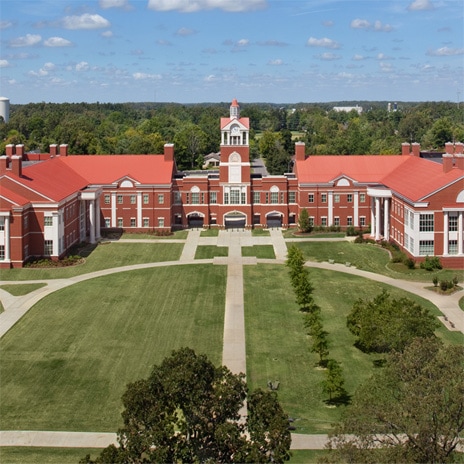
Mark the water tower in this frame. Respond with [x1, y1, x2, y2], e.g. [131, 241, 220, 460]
[0, 97, 10, 123]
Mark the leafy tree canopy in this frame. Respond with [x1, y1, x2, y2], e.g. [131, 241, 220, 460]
[346, 290, 438, 353]
[326, 338, 464, 463]
[81, 348, 291, 464]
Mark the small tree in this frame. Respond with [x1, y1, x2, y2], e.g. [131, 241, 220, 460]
[309, 320, 330, 366]
[298, 208, 312, 233]
[322, 359, 346, 403]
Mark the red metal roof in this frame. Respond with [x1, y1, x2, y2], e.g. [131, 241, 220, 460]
[295, 154, 464, 202]
[59, 155, 174, 185]
[220, 117, 250, 129]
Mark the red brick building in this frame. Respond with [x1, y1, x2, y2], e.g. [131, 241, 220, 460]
[1, 100, 463, 268]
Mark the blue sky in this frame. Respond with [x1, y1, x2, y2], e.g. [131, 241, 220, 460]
[1, 0, 463, 104]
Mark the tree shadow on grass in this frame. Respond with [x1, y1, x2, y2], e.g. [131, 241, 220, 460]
[324, 392, 352, 407]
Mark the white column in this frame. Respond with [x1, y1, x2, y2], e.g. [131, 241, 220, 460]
[383, 197, 389, 241]
[328, 191, 333, 226]
[95, 196, 101, 240]
[137, 192, 143, 228]
[111, 192, 117, 227]
[89, 200, 96, 243]
[370, 199, 376, 238]
[458, 212, 463, 255]
[354, 192, 359, 227]
[375, 197, 381, 241]
[443, 211, 449, 255]
[3, 215, 11, 261]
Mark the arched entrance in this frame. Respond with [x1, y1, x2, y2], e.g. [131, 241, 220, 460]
[266, 212, 283, 228]
[187, 212, 204, 228]
[224, 211, 246, 229]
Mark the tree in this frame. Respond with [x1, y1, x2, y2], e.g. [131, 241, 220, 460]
[322, 359, 346, 403]
[298, 208, 312, 233]
[285, 244, 306, 288]
[346, 290, 438, 353]
[326, 338, 464, 463]
[81, 348, 291, 463]
[308, 317, 330, 366]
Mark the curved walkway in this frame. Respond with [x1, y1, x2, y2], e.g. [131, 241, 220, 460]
[0, 230, 462, 451]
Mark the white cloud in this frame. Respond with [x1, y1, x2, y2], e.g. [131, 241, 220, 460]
[407, 0, 434, 10]
[9, 34, 42, 47]
[62, 14, 110, 30]
[307, 37, 340, 49]
[380, 62, 394, 72]
[133, 72, 161, 79]
[319, 52, 341, 60]
[101, 30, 113, 38]
[351, 19, 392, 32]
[204, 74, 216, 81]
[0, 59, 10, 68]
[427, 47, 464, 56]
[268, 59, 283, 65]
[44, 37, 72, 47]
[175, 27, 196, 36]
[76, 61, 90, 71]
[0, 20, 13, 29]
[29, 62, 56, 77]
[237, 39, 249, 47]
[147, 0, 266, 13]
[99, 0, 130, 8]
[351, 19, 370, 29]
[352, 54, 365, 61]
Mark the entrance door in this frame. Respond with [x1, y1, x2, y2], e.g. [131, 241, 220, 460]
[224, 212, 246, 229]
[266, 214, 282, 228]
[188, 214, 204, 228]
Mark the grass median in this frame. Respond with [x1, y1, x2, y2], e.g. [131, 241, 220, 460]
[0, 264, 226, 432]
[244, 264, 463, 434]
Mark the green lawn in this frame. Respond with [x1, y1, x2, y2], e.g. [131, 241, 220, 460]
[244, 264, 463, 434]
[1, 237, 462, 448]
[0, 265, 226, 432]
[242, 245, 276, 259]
[0, 283, 47, 296]
[120, 230, 188, 240]
[0, 242, 183, 281]
[290, 241, 464, 282]
[200, 228, 219, 237]
[194, 245, 228, 259]
[0, 447, 101, 464]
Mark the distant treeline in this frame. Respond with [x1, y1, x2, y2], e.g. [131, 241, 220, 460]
[1, 101, 463, 173]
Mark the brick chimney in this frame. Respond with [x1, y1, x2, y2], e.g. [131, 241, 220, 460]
[455, 153, 464, 170]
[401, 142, 410, 156]
[59, 144, 68, 157]
[455, 142, 464, 154]
[295, 141, 306, 161]
[442, 153, 454, 173]
[11, 155, 22, 177]
[0, 156, 8, 174]
[164, 143, 174, 162]
[5, 144, 14, 157]
[15, 144, 25, 158]
[411, 142, 420, 157]
[50, 144, 58, 157]
[445, 142, 454, 154]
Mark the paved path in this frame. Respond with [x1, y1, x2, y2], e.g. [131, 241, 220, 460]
[0, 230, 463, 452]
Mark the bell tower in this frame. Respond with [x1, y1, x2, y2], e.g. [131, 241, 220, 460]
[218, 99, 252, 226]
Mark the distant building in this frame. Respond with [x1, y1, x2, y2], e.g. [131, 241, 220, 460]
[0, 97, 10, 123]
[1, 100, 463, 268]
[333, 105, 363, 114]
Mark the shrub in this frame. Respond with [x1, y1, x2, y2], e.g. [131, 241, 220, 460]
[420, 256, 442, 271]
[346, 226, 356, 236]
[433, 276, 439, 287]
[453, 276, 459, 286]
[404, 258, 416, 269]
